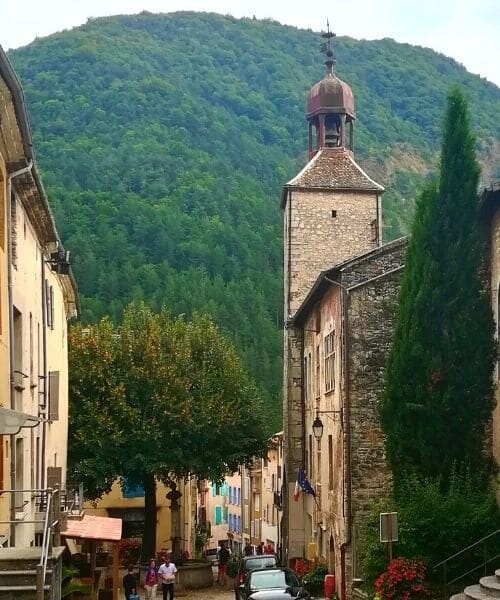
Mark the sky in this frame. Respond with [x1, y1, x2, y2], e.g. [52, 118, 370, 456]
[1, 0, 500, 87]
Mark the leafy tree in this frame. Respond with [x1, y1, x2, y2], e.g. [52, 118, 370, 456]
[69, 302, 267, 560]
[382, 87, 496, 482]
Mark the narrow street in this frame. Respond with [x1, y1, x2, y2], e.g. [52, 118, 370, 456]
[177, 586, 234, 600]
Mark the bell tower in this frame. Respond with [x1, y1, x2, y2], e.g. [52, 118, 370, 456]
[281, 25, 384, 563]
[307, 27, 355, 158]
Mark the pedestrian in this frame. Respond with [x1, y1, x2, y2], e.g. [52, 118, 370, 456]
[158, 554, 177, 600]
[244, 542, 253, 556]
[256, 542, 264, 555]
[145, 558, 159, 599]
[217, 541, 231, 586]
[122, 566, 137, 600]
[264, 543, 273, 554]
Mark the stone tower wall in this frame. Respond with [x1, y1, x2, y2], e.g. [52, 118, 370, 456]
[284, 189, 381, 318]
[282, 186, 381, 562]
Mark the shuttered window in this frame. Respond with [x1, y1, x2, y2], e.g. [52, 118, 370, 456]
[48, 371, 60, 421]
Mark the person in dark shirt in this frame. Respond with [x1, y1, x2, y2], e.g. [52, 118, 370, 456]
[122, 566, 137, 600]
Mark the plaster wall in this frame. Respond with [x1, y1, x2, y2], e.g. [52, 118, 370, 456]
[85, 479, 194, 555]
[10, 190, 70, 546]
[0, 155, 9, 539]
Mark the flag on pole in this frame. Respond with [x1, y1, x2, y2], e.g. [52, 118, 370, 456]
[293, 468, 316, 502]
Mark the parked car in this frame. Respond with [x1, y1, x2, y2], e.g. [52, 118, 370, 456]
[234, 555, 280, 600]
[243, 568, 309, 600]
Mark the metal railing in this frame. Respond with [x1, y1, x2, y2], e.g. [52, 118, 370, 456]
[36, 487, 60, 600]
[0, 484, 84, 600]
[433, 529, 500, 598]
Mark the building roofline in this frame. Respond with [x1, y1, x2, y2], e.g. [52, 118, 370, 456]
[292, 236, 408, 326]
[0, 46, 79, 312]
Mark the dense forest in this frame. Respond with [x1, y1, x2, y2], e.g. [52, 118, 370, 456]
[10, 12, 500, 428]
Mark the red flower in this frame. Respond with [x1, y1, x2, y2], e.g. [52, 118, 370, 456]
[374, 559, 430, 600]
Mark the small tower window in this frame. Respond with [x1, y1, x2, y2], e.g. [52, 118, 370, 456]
[331, 210, 337, 218]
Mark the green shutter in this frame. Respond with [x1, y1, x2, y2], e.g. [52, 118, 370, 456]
[215, 506, 222, 525]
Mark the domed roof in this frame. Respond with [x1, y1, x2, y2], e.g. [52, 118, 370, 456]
[307, 73, 355, 120]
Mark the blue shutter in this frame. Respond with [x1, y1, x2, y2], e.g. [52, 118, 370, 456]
[215, 506, 222, 525]
[212, 483, 217, 497]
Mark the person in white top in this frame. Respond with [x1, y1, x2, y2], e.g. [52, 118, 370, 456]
[158, 555, 177, 600]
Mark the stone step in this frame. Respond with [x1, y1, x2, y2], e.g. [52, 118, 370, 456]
[0, 584, 51, 600]
[0, 569, 52, 586]
[480, 577, 500, 598]
[450, 594, 466, 600]
[496, 570, 500, 584]
[465, 584, 494, 600]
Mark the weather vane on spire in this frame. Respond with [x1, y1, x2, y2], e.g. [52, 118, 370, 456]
[320, 20, 336, 74]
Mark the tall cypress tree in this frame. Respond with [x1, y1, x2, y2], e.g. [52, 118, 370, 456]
[382, 87, 496, 482]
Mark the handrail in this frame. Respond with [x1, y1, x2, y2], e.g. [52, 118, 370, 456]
[432, 529, 500, 599]
[36, 487, 53, 600]
[433, 529, 500, 569]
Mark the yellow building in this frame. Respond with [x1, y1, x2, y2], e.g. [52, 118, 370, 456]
[0, 45, 77, 547]
[86, 478, 196, 557]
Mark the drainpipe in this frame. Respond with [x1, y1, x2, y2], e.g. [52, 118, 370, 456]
[7, 160, 33, 546]
[40, 256, 47, 489]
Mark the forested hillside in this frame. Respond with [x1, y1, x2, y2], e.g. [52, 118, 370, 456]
[10, 12, 500, 427]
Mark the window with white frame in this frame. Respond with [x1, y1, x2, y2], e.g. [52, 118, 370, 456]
[324, 331, 335, 392]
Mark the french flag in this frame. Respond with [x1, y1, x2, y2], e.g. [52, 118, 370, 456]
[293, 468, 316, 502]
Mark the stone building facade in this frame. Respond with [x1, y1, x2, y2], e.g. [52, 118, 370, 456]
[281, 38, 385, 579]
[291, 239, 406, 598]
[282, 72, 384, 569]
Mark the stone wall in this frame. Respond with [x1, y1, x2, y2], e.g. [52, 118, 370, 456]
[282, 187, 380, 564]
[285, 189, 380, 316]
[342, 239, 406, 579]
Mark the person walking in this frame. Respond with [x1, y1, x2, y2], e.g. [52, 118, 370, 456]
[244, 542, 253, 556]
[158, 554, 177, 600]
[256, 542, 264, 555]
[145, 558, 159, 599]
[122, 566, 137, 600]
[217, 541, 231, 586]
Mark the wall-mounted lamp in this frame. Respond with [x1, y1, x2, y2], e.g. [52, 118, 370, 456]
[312, 408, 343, 442]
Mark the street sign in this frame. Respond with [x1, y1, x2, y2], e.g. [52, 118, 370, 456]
[380, 512, 398, 543]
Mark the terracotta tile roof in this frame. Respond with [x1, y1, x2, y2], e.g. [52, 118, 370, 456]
[285, 148, 384, 193]
[61, 515, 122, 542]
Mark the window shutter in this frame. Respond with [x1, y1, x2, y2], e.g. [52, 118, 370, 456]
[215, 506, 222, 525]
[48, 371, 60, 421]
[47, 466, 62, 490]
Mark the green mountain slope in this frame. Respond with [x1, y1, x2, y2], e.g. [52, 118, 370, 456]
[10, 12, 500, 427]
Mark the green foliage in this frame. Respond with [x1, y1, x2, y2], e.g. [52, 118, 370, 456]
[301, 563, 329, 595]
[359, 472, 500, 588]
[9, 14, 500, 427]
[382, 87, 496, 482]
[69, 302, 268, 558]
[227, 556, 240, 578]
[61, 566, 92, 598]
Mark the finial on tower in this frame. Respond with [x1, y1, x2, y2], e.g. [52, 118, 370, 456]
[320, 20, 336, 75]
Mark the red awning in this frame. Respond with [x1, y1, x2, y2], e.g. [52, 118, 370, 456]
[61, 515, 122, 542]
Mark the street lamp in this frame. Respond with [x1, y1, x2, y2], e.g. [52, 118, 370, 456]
[312, 416, 324, 442]
[312, 409, 343, 442]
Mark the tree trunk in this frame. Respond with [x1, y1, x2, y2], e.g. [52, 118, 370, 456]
[142, 474, 157, 562]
